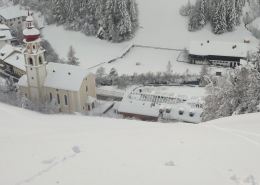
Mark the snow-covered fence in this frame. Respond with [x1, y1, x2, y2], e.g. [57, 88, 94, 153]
[134, 45, 184, 51]
[97, 89, 124, 98]
[108, 44, 134, 63]
[87, 62, 107, 70]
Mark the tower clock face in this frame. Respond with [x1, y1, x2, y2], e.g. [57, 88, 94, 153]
[27, 46, 30, 50]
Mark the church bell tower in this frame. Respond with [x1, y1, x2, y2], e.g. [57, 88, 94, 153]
[23, 10, 47, 100]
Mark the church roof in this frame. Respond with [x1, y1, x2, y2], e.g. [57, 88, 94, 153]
[43, 62, 92, 91]
[17, 75, 28, 87]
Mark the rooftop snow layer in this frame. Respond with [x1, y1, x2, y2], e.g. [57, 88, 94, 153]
[0, 44, 21, 60]
[4, 53, 25, 71]
[0, 24, 9, 30]
[17, 75, 28, 87]
[0, 6, 29, 20]
[189, 40, 248, 58]
[43, 62, 91, 91]
[0, 30, 12, 41]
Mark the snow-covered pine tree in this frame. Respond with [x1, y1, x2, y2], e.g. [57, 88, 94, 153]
[116, 0, 132, 42]
[235, 0, 245, 25]
[67, 45, 80, 66]
[166, 61, 173, 74]
[53, 0, 66, 25]
[188, 8, 198, 31]
[226, 0, 236, 32]
[81, 0, 97, 36]
[128, 0, 139, 35]
[251, 43, 260, 72]
[212, 0, 227, 34]
[196, 0, 206, 27]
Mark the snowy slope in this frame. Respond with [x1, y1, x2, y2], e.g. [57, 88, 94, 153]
[42, 0, 258, 75]
[1, 103, 260, 185]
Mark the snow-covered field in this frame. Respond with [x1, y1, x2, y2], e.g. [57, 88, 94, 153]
[42, 0, 259, 75]
[1, 103, 260, 185]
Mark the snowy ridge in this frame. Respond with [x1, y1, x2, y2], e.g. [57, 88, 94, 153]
[0, 103, 260, 185]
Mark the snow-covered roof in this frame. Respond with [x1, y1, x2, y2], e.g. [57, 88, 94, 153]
[23, 27, 40, 36]
[86, 96, 96, 104]
[0, 24, 9, 30]
[43, 62, 91, 91]
[26, 15, 34, 22]
[4, 53, 25, 71]
[118, 91, 202, 123]
[18, 75, 28, 87]
[0, 30, 12, 41]
[0, 44, 21, 60]
[189, 41, 248, 58]
[113, 102, 121, 110]
[0, 7, 29, 20]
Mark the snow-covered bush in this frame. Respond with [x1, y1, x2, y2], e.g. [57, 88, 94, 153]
[180, 0, 193, 16]
[202, 65, 260, 122]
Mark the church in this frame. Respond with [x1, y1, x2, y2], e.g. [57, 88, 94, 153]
[18, 11, 97, 115]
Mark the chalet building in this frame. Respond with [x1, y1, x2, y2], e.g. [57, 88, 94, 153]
[189, 41, 248, 67]
[0, 30, 12, 49]
[0, 7, 30, 30]
[0, 44, 21, 67]
[4, 53, 26, 77]
[118, 91, 203, 123]
[18, 11, 97, 115]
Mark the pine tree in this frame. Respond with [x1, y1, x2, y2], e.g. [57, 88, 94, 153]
[235, 0, 245, 25]
[67, 45, 80, 66]
[197, 0, 206, 27]
[166, 61, 173, 74]
[226, 0, 236, 32]
[212, 0, 227, 34]
[188, 8, 198, 31]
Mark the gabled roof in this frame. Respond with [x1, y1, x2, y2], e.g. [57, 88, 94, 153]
[43, 62, 91, 91]
[0, 30, 12, 41]
[0, 24, 9, 30]
[17, 75, 28, 87]
[189, 40, 248, 58]
[4, 53, 25, 71]
[0, 44, 21, 60]
[0, 6, 29, 20]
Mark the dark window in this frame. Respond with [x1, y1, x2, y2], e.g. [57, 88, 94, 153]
[86, 86, 88, 92]
[64, 95, 68, 105]
[57, 94, 60, 104]
[32, 77, 34, 80]
[33, 45, 35, 50]
[216, 72, 222, 76]
[39, 56, 43, 65]
[29, 58, 33, 65]
[50, 93, 52, 101]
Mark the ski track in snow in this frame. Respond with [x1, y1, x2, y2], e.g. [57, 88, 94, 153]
[15, 153, 79, 185]
[203, 124, 260, 146]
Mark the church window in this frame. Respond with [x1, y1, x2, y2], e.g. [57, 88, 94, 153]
[32, 77, 34, 80]
[50, 93, 52, 101]
[64, 95, 68, 105]
[86, 86, 89, 92]
[33, 45, 35, 50]
[39, 56, 43, 65]
[57, 94, 60, 104]
[28, 58, 33, 65]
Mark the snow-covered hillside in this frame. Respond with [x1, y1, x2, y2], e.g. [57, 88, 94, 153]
[42, 0, 259, 75]
[1, 103, 260, 185]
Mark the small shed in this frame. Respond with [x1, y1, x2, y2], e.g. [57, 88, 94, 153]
[243, 38, 250, 44]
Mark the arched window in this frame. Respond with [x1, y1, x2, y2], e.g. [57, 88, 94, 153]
[33, 45, 35, 50]
[50, 93, 52, 102]
[39, 56, 43, 65]
[28, 58, 33, 65]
